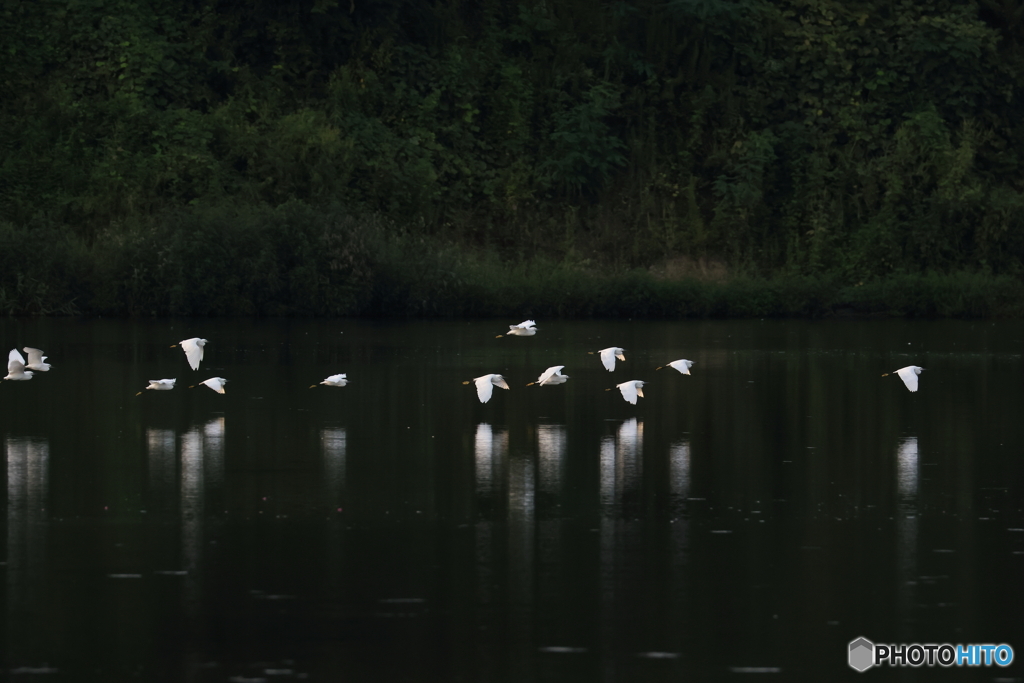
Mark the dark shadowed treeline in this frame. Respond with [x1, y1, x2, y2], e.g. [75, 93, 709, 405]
[2, 0, 1023, 316]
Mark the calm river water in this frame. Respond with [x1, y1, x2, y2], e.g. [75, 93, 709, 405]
[1, 317, 1022, 682]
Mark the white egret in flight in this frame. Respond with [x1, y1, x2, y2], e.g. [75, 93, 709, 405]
[883, 366, 924, 392]
[22, 347, 51, 372]
[656, 359, 694, 375]
[612, 380, 645, 405]
[526, 365, 569, 386]
[498, 320, 537, 337]
[310, 373, 348, 389]
[590, 347, 625, 372]
[190, 377, 228, 394]
[171, 337, 207, 370]
[4, 349, 33, 381]
[137, 378, 176, 396]
[464, 374, 510, 403]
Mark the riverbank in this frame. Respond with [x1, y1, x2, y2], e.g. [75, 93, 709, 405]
[2, 203, 1020, 319]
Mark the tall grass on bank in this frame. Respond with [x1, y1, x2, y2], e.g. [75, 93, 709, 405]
[1, 202, 1021, 318]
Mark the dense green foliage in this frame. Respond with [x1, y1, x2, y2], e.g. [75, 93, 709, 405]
[2, 0, 1023, 316]
[2, 203, 1021, 317]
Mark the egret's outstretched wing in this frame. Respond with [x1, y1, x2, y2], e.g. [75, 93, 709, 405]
[324, 374, 348, 386]
[599, 347, 625, 372]
[8, 348, 26, 371]
[23, 347, 51, 371]
[4, 349, 32, 380]
[667, 359, 694, 375]
[474, 374, 509, 403]
[179, 338, 207, 370]
[503, 320, 538, 336]
[616, 380, 644, 405]
[895, 366, 921, 392]
[137, 378, 175, 395]
[475, 376, 495, 403]
[200, 377, 228, 394]
[537, 365, 564, 384]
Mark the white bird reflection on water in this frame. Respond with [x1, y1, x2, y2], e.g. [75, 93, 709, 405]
[897, 436, 919, 501]
[895, 436, 919, 637]
[180, 419, 225, 616]
[668, 438, 692, 582]
[473, 423, 507, 499]
[6, 437, 50, 665]
[669, 439, 691, 515]
[473, 423, 506, 608]
[145, 418, 225, 641]
[600, 418, 643, 510]
[509, 435, 538, 682]
[537, 425, 566, 496]
[147, 429, 177, 514]
[203, 418, 226, 496]
[472, 422, 541, 676]
[598, 419, 646, 674]
[180, 427, 204, 620]
[322, 428, 347, 507]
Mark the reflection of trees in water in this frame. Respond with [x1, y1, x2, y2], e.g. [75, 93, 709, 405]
[6, 437, 50, 667]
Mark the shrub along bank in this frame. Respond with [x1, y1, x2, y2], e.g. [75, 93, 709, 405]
[1, 202, 1020, 319]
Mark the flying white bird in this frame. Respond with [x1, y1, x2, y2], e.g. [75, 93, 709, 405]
[498, 320, 537, 337]
[527, 365, 569, 386]
[171, 337, 207, 370]
[311, 374, 348, 388]
[656, 359, 694, 375]
[137, 378, 176, 396]
[613, 380, 645, 405]
[464, 374, 510, 403]
[883, 365, 924, 392]
[191, 377, 228, 394]
[4, 349, 33, 381]
[22, 347, 51, 372]
[590, 347, 626, 372]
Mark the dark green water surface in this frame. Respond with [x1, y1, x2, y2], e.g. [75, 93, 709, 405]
[2, 318, 1022, 682]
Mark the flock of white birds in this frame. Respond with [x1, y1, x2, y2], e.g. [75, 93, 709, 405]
[472, 319, 697, 404]
[470, 319, 925, 403]
[4, 347, 50, 380]
[133, 338, 229, 395]
[2, 321, 926, 400]
[0, 334, 349, 397]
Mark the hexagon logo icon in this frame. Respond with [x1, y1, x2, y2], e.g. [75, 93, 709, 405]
[849, 637, 874, 672]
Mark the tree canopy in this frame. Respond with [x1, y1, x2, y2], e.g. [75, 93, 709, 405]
[2, 0, 1022, 306]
